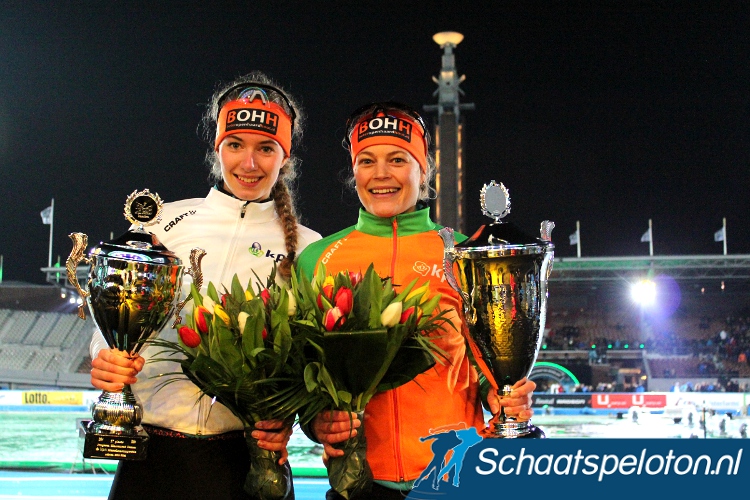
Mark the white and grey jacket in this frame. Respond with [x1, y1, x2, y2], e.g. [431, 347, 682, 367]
[90, 187, 321, 435]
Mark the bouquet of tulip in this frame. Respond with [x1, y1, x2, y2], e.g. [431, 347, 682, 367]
[289, 263, 454, 500]
[148, 269, 319, 500]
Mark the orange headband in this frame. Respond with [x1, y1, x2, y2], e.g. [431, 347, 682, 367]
[349, 112, 427, 172]
[215, 99, 292, 156]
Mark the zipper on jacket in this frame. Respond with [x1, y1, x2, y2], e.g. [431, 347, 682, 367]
[389, 218, 406, 480]
[390, 218, 398, 278]
[220, 201, 248, 283]
[390, 388, 405, 480]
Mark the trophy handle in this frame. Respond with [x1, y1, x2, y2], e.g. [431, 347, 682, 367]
[171, 247, 206, 328]
[539, 221, 555, 279]
[67, 233, 91, 320]
[438, 227, 470, 305]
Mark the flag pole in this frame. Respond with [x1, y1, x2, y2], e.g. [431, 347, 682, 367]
[648, 218, 653, 257]
[48, 198, 55, 268]
[576, 220, 581, 258]
[723, 217, 727, 256]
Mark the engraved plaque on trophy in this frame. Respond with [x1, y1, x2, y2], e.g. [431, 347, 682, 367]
[67, 189, 204, 459]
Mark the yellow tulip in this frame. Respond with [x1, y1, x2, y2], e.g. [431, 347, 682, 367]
[213, 304, 231, 326]
[406, 283, 431, 303]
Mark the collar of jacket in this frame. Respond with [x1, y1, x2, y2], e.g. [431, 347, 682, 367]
[207, 187, 277, 223]
[354, 206, 437, 237]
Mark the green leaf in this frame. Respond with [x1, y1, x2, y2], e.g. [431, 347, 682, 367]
[271, 310, 292, 372]
[214, 321, 243, 377]
[190, 283, 204, 307]
[391, 277, 419, 305]
[419, 293, 441, 317]
[207, 281, 220, 303]
[231, 274, 245, 304]
[241, 300, 265, 362]
[322, 329, 389, 397]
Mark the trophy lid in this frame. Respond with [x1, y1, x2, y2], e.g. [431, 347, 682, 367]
[89, 189, 181, 265]
[453, 181, 554, 257]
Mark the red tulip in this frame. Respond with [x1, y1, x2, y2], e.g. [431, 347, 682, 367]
[348, 271, 362, 287]
[334, 287, 353, 316]
[260, 288, 271, 306]
[323, 307, 345, 331]
[400, 305, 423, 325]
[220, 293, 229, 308]
[178, 326, 201, 348]
[317, 284, 334, 310]
[261, 327, 268, 340]
[194, 306, 211, 334]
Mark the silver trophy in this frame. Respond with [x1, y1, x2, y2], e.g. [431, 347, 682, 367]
[67, 189, 205, 460]
[441, 181, 554, 438]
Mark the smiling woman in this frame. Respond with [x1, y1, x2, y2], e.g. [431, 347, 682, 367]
[295, 101, 537, 500]
[86, 72, 322, 500]
[219, 133, 287, 202]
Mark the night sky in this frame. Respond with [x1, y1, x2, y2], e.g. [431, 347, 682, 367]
[1, 1, 748, 285]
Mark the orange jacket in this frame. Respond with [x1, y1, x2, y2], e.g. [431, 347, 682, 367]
[297, 207, 484, 482]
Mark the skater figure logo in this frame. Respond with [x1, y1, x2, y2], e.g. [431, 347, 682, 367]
[409, 422, 484, 498]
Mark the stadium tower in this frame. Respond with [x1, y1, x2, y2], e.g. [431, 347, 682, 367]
[423, 31, 475, 234]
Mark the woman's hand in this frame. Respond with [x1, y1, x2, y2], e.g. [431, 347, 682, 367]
[488, 377, 536, 421]
[311, 410, 361, 458]
[90, 349, 144, 392]
[252, 420, 293, 465]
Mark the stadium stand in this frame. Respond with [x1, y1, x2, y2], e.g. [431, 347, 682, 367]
[1, 255, 749, 392]
[0, 282, 93, 389]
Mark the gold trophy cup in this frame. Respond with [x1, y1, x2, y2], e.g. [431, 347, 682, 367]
[441, 181, 554, 438]
[67, 189, 205, 460]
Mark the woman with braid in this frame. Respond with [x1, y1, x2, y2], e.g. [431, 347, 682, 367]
[89, 72, 321, 500]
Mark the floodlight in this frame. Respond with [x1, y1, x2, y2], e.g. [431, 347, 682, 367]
[433, 31, 464, 47]
[631, 279, 656, 305]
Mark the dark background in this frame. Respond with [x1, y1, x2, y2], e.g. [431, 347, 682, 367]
[1, 1, 748, 284]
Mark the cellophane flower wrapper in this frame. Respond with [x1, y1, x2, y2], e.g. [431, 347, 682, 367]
[148, 269, 321, 500]
[289, 263, 454, 500]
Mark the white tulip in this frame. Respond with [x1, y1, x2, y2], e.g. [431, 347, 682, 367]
[287, 290, 297, 316]
[202, 295, 216, 314]
[238, 312, 250, 333]
[380, 302, 403, 328]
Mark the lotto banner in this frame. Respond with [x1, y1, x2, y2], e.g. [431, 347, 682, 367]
[21, 391, 83, 405]
[406, 438, 747, 500]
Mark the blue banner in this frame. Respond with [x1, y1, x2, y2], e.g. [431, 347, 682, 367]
[407, 438, 747, 500]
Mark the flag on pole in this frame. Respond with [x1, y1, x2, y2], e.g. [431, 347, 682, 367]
[714, 227, 725, 242]
[569, 230, 579, 245]
[40, 206, 53, 225]
[640, 227, 652, 242]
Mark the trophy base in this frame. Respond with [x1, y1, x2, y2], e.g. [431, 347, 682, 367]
[481, 420, 546, 439]
[80, 420, 149, 460]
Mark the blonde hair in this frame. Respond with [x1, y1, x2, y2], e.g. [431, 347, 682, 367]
[342, 102, 436, 201]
